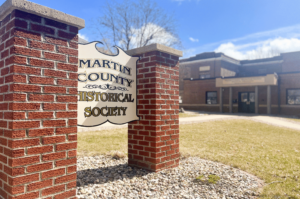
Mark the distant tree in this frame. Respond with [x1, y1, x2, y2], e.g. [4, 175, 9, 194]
[94, 0, 182, 54]
[246, 47, 281, 60]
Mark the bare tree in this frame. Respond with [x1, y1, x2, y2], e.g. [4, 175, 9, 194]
[246, 47, 281, 60]
[94, 0, 182, 54]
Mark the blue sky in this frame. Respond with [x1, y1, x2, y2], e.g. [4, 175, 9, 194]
[2, 0, 300, 59]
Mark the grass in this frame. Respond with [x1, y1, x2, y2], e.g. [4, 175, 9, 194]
[78, 120, 300, 198]
[179, 113, 201, 118]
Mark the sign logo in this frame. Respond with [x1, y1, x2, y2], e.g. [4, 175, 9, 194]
[77, 42, 140, 127]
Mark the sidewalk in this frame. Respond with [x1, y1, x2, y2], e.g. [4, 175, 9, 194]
[78, 113, 300, 132]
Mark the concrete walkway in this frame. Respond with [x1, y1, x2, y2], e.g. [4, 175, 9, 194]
[180, 112, 300, 131]
[78, 113, 300, 132]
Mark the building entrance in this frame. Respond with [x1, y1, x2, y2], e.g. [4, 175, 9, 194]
[238, 92, 255, 113]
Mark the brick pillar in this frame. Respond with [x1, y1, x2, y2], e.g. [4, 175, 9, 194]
[126, 44, 182, 172]
[0, 0, 84, 198]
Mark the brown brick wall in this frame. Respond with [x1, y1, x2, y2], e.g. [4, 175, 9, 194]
[0, 9, 78, 198]
[181, 73, 300, 116]
[128, 51, 180, 172]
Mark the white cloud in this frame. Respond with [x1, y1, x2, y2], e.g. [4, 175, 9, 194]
[215, 38, 300, 60]
[119, 23, 179, 49]
[189, 37, 199, 42]
[182, 23, 300, 59]
[78, 33, 89, 42]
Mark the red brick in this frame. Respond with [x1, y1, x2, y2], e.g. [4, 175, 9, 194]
[11, 28, 40, 41]
[3, 130, 26, 138]
[31, 23, 55, 35]
[10, 65, 41, 75]
[68, 119, 77, 126]
[9, 103, 40, 110]
[57, 79, 77, 87]
[56, 143, 77, 151]
[0, 85, 8, 93]
[27, 146, 53, 155]
[56, 158, 76, 167]
[29, 94, 54, 102]
[44, 69, 66, 78]
[9, 156, 39, 167]
[5, 55, 27, 66]
[42, 184, 65, 196]
[27, 162, 53, 173]
[56, 127, 77, 134]
[44, 52, 66, 62]
[29, 58, 54, 68]
[43, 103, 66, 111]
[43, 136, 65, 144]
[44, 86, 66, 94]
[9, 191, 39, 199]
[42, 152, 66, 161]
[10, 46, 41, 57]
[57, 46, 78, 56]
[28, 128, 54, 137]
[68, 134, 77, 141]
[0, 154, 7, 163]
[43, 120, 66, 127]
[56, 111, 77, 118]
[45, 18, 67, 29]
[29, 40, 54, 51]
[10, 84, 41, 92]
[44, 36, 68, 46]
[27, 179, 52, 192]
[5, 74, 26, 83]
[28, 112, 53, 119]
[68, 104, 77, 110]
[69, 88, 78, 94]
[42, 168, 65, 179]
[68, 150, 76, 158]
[8, 138, 40, 148]
[4, 148, 24, 157]
[55, 173, 76, 184]
[29, 76, 54, 85]
[58, 30, 77, 41]
[12, 10, 42, 23]
[6, 37, 27, 48]
[57, 95, 77, 103]
[69, 56, 78, 64]
[4, 112, 26, 120]
[0, 103, 8, 110]
[9, 121, 40, 129]
[57, 62, 77, 72]
[4, 166, 24, 176]
[67, 181, 76, 189]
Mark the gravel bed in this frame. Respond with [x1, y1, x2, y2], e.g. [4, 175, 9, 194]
[77, 156, 263, 199]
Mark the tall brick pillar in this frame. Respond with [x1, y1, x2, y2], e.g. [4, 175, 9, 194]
[127, 44, 182, 172]
[0, 0, 84, 198]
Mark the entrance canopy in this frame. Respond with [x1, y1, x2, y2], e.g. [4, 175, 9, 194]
[216, 74, 278, 87]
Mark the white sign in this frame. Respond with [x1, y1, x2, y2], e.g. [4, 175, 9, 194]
[77, 42, 140, 127]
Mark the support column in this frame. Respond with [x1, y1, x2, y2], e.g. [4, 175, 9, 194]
[220, 87, 223, 113]
[255, 86, 259, 114]
[229, 87, 233, 113]
[0, 1, 84, 198]
[267, 85, 271, 115]
[127, 44, 182, 172]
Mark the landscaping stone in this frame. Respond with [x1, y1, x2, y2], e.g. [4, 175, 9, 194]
[77, 156, 263, 198]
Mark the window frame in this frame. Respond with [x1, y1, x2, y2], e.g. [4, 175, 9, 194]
[206, 91, 218, 104]
[286, 89, 300, 105]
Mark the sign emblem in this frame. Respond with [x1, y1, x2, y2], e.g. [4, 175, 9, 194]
[77, 42, 140, 127]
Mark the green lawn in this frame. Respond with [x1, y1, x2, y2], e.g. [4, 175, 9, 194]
[78, 120, 300, 199]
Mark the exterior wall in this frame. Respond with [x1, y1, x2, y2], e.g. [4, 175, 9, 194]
[239, 62, 282, 76]
[281, 51, 300, 73]
[180, 72, 300, 116]
[128, 50, 180, 172]
[0, 9, 78, 198]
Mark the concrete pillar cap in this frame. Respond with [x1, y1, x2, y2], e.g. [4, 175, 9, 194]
[0, 0, 85, 29]
[126, 43, 183, 57]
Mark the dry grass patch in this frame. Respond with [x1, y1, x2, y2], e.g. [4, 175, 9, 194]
[77, 128, 127, 156]
[179, 113, 202, 118]
[180, 120, 300, 199]
[78, 120, 300, 198]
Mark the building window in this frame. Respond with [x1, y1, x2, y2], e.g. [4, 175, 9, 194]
[200, 74, 210, 79]
[287, 89, 300, 105]
[206, 91, 217, 104]
[199, 66, 210, 71]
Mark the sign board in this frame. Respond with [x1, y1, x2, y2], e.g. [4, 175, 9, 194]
[77, 42, 140, 127]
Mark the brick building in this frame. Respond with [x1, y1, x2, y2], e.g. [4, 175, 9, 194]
[179, 51, 300, 116]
